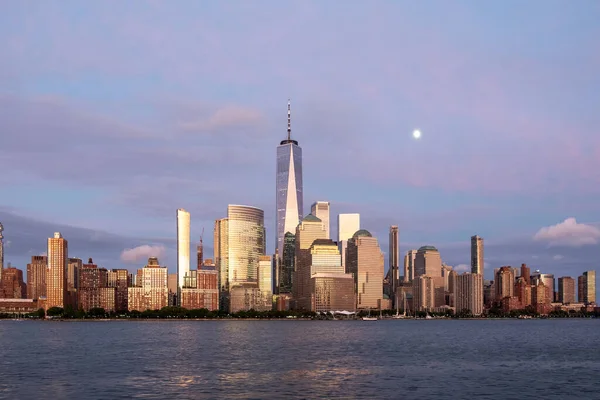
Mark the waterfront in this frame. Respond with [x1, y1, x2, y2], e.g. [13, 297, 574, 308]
[0, 320, 598, 399]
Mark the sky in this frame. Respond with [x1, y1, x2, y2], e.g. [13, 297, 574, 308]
[1, 1, 599, 284]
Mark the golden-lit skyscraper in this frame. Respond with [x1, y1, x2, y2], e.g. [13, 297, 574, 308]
[128, 257, 168, 312]
[578, 270, 596, 304]
[47, 232, 68, 309]
[558, 276, 576, 304]
[311, 201, 330, 239]
[471, 235, 484, 275]
[455, 273, 484, 315]
[494, 266, 515, 301]
[27, 255, 47, 300]
[337, 213, 360, 271]
[294, 214, 327, 310]
[404, 250, 416, 282]
[346, 229, 384, 310]
[414, 246, 444, 307]
[413, 275, 435, 312]
[177, 208, 191, 305]
[214, 205, 265, 311]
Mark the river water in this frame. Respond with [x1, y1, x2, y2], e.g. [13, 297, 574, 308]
[0, 319, 598, 399]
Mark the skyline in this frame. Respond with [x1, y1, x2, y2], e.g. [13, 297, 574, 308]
[1, 2, 600, 282]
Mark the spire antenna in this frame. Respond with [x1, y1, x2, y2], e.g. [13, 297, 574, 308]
[287, 99, 291, 141]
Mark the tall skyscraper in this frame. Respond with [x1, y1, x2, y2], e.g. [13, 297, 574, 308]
[414, 246, 445, 307]
[404, 250, 417, 282]
[471, 235, 484, 275]
[558, 276, 576, 304]
[531, 271, 554, 304]
[455, 273, 484, 315]
[578, 270, 596, 304]
[346, 230, 384, 310]
[276, 100, 303, 260]
[389, 226, 399, 293]
[0, 222, 4, 280]
[27, 255, 47, 300]
[128, 257, 168, 312]
[47, 232, 68, 309]
[294, 214, 327, 310]
[214, 205, 266, 311]
[337, 213, 360, 270]
[311, 201, 330, 239]
[177, 208, 191, 305]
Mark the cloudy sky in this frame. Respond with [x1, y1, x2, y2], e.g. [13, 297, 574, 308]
[1, 1, 599, 283]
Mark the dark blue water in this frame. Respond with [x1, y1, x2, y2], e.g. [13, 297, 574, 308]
[0, 319, 598, 399]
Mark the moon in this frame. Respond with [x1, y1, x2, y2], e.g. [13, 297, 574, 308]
[413, 129, 421, 139]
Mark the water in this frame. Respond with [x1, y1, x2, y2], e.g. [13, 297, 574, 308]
[0, 319, 598, 399]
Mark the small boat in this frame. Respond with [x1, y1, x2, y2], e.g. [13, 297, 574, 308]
[362, 308, 378, 321]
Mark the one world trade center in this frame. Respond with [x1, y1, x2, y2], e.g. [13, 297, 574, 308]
[276, 100, 303, 292]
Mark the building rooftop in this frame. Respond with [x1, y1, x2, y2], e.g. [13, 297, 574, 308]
[311, 238, 337, 247]
[353, 229, 372, 238]
[302, 214, 322, 223]
[418, 245, 439, 252]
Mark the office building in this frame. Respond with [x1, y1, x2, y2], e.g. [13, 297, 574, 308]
[414, 246, 444, 307]
[67, 257, 82, 309]
[27, 255, 47, 300]
[455, 273, 484, 315]
[311, 201, 330, 239]
[346, 230, 384, 310]
[258, 255, 273, 307]
[78, 258, 111, 312]
[294, 214, 327, 310]
[531, 271, 554, 304]
[311, 273, 356, 313]
[197, 236, 204, 270]
[557, 277, 576, 304]
[276, 100, 303, 261]
[47, 232, 68, 309]
[278, 232, 295, 294]
[214, 205, 266, 311]
[404, 250, 417, 282]
[471, 235, 484, 275]
[495, 266, 515, 301]
[177, 208, 191, 306]
[578, 270, 596, 304]
[520, 264, 531, 285]
[337, 213, 360, 271]
[413, 275, 435, 312]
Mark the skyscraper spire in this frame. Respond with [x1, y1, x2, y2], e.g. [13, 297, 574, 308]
[287, 99, 291, 141]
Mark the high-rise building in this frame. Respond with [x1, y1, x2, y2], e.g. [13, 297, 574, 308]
[258, 255, 273, 308]
[578, 270, 596, 304]
[67, 257, 82, 309]
[413, 275, 435, 312]
[531, 271, 554, 304]
[414, 246, 444, 307]
[214, 205, 266, 311]
[558, 277, 576, 304]
[520, 264, 531, 285]
[278, 232, 295, 294]
[337, 213, 360, 271]
[276, 100, 303, 260]
[27, 255, 47, 300]
[494, 267, 515, 301]
[294, 214, 327, 310]
[471, 235, 484, 275]
[346, 230, 384, 310]
[404, 250, 417, 282]
[177, 208, 191, 306]
[0, 222, 4, 280]
[128, 257, 168, 312]
[389, 226, 399, 295]
[455, 273, 484, 315]
[197, 236, 203, 270]
[0, 266, 26, 299]
[107, 269, 131, 312]
[311, 201, 330, 239]
[47, 232, 68, 309]
[78, 258, 111, 312]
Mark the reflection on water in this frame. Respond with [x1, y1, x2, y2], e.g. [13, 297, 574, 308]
[0, 320, 599, 399]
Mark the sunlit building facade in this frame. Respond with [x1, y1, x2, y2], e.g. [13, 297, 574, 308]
[346, 230, 384, 310]
[311, 273, 356, 312]
[558, 276, 576, 304]
[0, 267, 26, 299]
[27, 255, 47, 300]
[311, 201, 330, 239]
[128, 257, 168, 312]
[337, 213, 360, 271]
[276, 101, 303, 261]
[78, 258, 107, 312]
[455, 273, 483, 315]
[177, 208, 191, 306]
[578, 270, 596, 304]
[47, 232, 68, 309]
[471, 235, 484, 275]
[294, 214, 327, 310]
[258, 255, 273, 306]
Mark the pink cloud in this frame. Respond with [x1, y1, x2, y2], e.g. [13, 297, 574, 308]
[120, 245, 165, 264]
[533, 218, 600, 247]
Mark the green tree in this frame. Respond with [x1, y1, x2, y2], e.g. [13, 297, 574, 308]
[46, 307, 64, 317]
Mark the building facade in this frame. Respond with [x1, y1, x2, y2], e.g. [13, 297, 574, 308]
[47, 232, 68, 309]
[578, 270, 596, 304]
[128, 257, 168, 312]
[107, 269, 131, 312]
[177, 208, 191, 306]
[276, 101, 303, 260]
[455, 273, 484, 315]
[0, 267, 26, 299]
[414, 246, 444, 307]
[310, 201, 330, 239]
[337, 213, 360, 271]
[27, 255, 47, 300]
[470, 235, 484, 275]
[346, 230, 384, 310]
[558, 277, 576, 304]
[294, 214, 327, 310]
[389, 225, 399, 296]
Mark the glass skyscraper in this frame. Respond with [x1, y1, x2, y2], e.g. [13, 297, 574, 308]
[276, 101, 303, 260]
